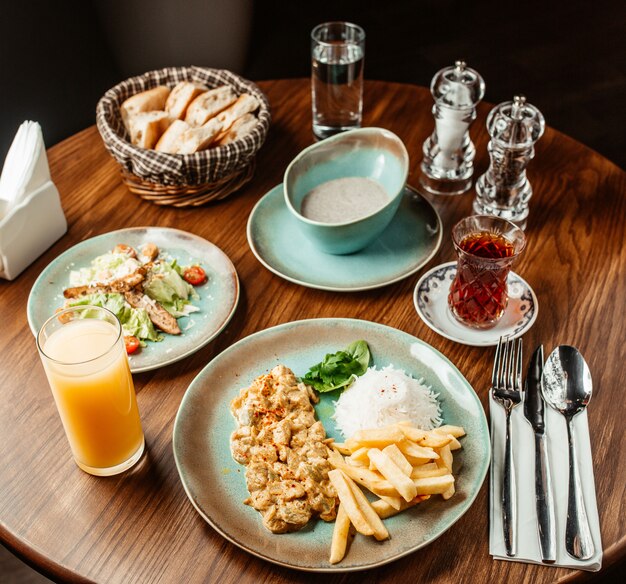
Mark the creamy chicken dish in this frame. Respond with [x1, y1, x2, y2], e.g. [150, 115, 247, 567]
[230, 365, 337, 533]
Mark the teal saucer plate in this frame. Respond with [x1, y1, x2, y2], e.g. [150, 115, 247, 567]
[173, 318, 490, 572]
[247, 184, 442, 291]
[27, 227, 239, 373]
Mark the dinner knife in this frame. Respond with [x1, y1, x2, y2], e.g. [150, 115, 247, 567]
[523, 345, 557, 563]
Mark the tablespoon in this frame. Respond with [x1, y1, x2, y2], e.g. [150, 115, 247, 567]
[541, 345, 595, 561]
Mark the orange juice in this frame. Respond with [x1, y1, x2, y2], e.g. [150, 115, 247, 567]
[40, 315, 144, 475]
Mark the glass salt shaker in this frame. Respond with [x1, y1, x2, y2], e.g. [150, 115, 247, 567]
[473, 95, 545, 228]
[419, 60, 485, 196]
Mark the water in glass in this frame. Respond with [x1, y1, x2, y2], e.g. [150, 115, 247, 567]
[312, 38, 364, 139]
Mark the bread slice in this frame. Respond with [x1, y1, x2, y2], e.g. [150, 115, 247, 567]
[215, 113, 257, 146]
[155, 119, 190, 153]
[165, 81, 208, 120]
[121, 86, 170, 128]
[127, 111, 172, 149]
[215, 94, 260, 133]
[185, 86, 237, 127]
[177, 117, 223, 154]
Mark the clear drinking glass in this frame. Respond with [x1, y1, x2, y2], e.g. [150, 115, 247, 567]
[311, 22, 365, 140]
[447, 215, 526, 329]
[37, 306, 145, 476]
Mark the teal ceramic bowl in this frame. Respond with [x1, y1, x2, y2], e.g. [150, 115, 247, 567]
[284, 128, 409, 254]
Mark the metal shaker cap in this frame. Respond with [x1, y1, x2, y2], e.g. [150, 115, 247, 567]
[487, 95, 545, 147]
[430, 60, 486, 109]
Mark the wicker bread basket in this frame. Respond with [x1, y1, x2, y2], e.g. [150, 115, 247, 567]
[96, 66, 270, 207]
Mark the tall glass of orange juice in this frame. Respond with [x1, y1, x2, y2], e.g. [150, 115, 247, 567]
[37, 306, 144, 476]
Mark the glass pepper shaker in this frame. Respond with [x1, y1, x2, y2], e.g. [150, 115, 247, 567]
[473, 95, 545, 228]
[419, 60, 485, 196]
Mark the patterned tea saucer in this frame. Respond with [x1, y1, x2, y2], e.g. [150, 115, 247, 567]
[413, 262, 538, 347]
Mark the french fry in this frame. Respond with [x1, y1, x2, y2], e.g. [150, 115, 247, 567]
[410, 465, 449, 480]
[412, 474, 455, 495]
[441, 483, 456, 500]
[397, 439, 439, 461]
[445, 435, 463, 451]
[327, 446, 345, 468]
[329, 503, 351, 564]
[397, 424, 427, 442]
[419, 431, 453, 449]
[438, 444, 454, 472]
[403, 454, 432, 466]
[345, 457, 368, 468]
[328, 469, 374, 536]
[377, 493, 403, 511]
[345, 426, 405, 450]
[349, 447, 370, 463]
[371, 495, 430, 519]
[367, 448, 417, 502]
[382, 443, 412, 476]
[410, 461, 439, 472]
[328, 451, 400, 498]
[433, 424, 466, 438]
[342, 467, 400, 498]
[343, 471, 389, 541]
[340, 465, 398, 497]
[330, 442, 352, 455]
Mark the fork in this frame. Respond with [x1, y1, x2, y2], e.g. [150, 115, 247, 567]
[491, 335, 523, 557]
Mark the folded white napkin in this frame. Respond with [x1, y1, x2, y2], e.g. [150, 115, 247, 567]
[489, 394, 602, 571]
[0, 121, 66, 280]
[0, 121, 46, 211]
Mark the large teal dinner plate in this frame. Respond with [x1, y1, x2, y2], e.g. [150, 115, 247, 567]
[246, 184, 442, 291]
[173, 318, 490, 572]
[27, 227, 239, 373]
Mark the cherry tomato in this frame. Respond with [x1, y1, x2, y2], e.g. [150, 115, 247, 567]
[124, 335, 141, 355]
[183, 265, 207, 286]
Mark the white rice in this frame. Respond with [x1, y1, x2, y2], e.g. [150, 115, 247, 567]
[332, 365, 442, 438]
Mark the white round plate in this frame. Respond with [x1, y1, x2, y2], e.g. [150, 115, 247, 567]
[413, 262, 538, 347]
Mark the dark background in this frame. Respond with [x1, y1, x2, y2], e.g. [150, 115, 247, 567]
[0, 0, 624, 167]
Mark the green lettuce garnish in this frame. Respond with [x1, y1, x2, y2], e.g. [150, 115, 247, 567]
[143, 261, 199, 317]
[302, 340, 371, 392]
[66, 293, 161, 342]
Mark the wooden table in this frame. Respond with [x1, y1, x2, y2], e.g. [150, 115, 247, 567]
[0, 79, 624, 583]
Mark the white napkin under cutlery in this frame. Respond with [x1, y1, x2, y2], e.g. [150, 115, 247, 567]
[489, 394, 602, 571]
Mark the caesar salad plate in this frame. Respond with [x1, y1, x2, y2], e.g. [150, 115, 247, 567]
[246, 184, 442, 291]
[173, 318, 490, 572]
[27, 227, 239, 373]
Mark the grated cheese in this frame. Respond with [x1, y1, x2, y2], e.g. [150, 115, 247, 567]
[332, 365, 442, 438]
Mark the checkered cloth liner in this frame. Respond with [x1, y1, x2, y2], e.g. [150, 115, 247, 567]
[96, 66, 271, 186]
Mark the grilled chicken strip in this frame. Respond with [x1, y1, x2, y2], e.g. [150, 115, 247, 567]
[63, 267, 147, 299]
[124, 289, 181, 335]
[140, 243, 159, 262]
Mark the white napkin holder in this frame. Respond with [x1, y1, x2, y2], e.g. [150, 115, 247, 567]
[0, 122, 67, 280]
[0, 181, 66, 280]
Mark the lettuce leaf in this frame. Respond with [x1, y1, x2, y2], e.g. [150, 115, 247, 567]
[143, 261, 198, 314]
[302, 340, 371, 392]
[66, 293, 161, 342]
[122, 308, 161, 342]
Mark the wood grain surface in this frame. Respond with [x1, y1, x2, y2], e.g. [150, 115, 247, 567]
[0, 79, 624, 584]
